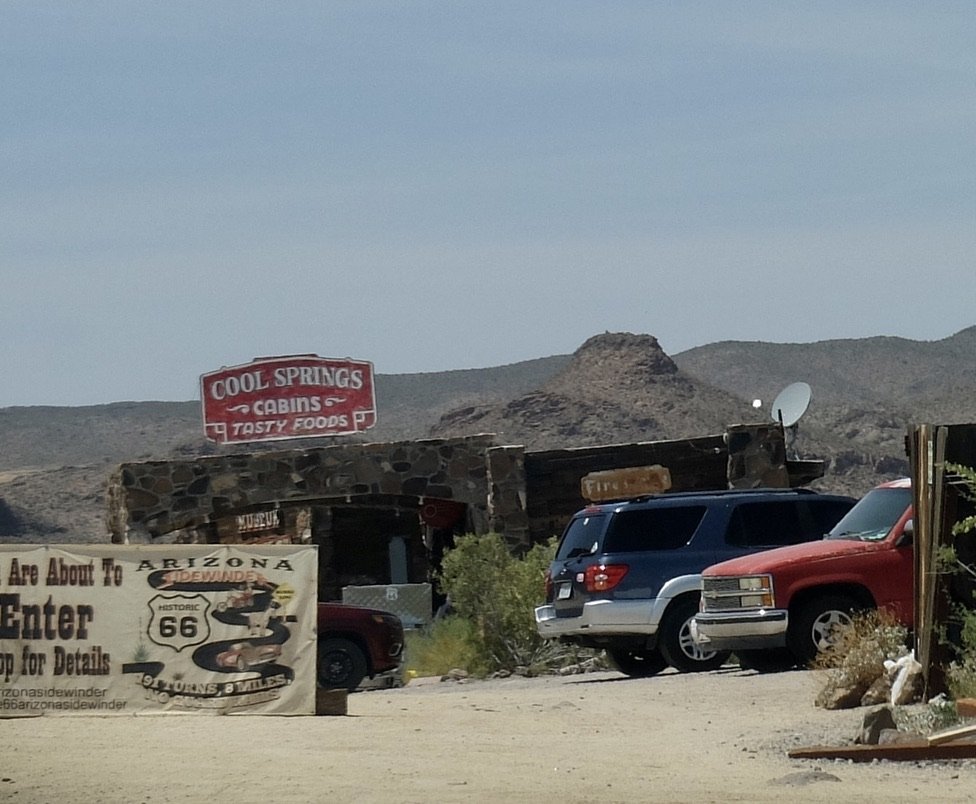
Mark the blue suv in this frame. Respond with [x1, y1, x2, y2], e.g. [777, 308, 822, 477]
[534, 488, 855, 675]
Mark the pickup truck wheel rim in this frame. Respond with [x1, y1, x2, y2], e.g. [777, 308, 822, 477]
[811, 609, 853, 651]
[788, 595, 863, 664]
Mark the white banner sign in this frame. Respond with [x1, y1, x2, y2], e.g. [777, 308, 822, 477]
[0, 544, 317, 716]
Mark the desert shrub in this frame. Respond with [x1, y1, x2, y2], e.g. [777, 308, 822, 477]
[942, 462, 976, 700]
[943, 575, 976, 700]
[946, 655, 976, 700]
[814, 608, 909, 707]
[437, 533, 564, 674]
[895, 695, 961, 735]
[947, 462, 976, 539]
[403, 615, 490, 678]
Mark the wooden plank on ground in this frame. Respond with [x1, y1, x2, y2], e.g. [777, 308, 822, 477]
[789, 741, 976, 762]
[928, 723, 976, 745]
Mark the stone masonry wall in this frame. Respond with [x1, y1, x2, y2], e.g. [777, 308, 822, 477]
[106, 425, 813, 549]
[108, 435, 497, 543]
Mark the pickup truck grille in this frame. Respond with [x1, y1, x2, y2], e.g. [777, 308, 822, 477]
[701, 578, 741, 594]
[700, 575, 774, 612]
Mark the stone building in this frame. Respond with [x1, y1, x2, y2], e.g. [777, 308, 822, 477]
[107, 422, 821, 603]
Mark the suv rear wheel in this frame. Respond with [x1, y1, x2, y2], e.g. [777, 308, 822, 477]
[607, 647, 668, 677]
[659, 597, 730, 673]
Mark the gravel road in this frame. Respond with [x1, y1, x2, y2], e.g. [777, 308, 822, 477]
[3, 665, 975, 803]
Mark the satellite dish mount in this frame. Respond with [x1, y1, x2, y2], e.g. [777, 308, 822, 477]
[770, 382, 812, 457]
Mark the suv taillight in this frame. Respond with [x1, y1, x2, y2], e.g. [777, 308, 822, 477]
[583, 563, 628, 592]
[544, 569, 553, 600]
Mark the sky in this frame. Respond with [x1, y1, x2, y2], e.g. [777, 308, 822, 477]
[2, 2, 974, 407]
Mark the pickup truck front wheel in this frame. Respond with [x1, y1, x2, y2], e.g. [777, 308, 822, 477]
[788, 595, 862, 666]
[318, 638, 368, 691]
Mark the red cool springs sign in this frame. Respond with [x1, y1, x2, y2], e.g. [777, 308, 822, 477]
[200, 355, 377, 444]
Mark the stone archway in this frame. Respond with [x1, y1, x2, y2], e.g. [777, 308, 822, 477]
[286, 493, 467, 602]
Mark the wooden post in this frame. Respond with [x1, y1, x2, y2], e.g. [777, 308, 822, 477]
[315, 688, 349, 716]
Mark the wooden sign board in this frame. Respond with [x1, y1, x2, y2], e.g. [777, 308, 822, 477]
[581, 465, 672, 502]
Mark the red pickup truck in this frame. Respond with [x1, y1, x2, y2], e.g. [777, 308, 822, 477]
[317, 603, 404, 690]
[691, 478, 914, 671]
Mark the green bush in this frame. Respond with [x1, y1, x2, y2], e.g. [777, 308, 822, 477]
[946, 655, 976, 700]
[813, 608, 909, 707]
[403, 616, 490, 679]
[947, 462, 976, 540]
[437, 533, 559, 674]
[943, 462, 976, 700]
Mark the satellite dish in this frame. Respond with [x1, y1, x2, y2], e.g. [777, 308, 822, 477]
[770, 382, 811, 427]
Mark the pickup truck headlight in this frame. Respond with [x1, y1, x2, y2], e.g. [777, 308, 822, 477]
[737, 575, 774, 608]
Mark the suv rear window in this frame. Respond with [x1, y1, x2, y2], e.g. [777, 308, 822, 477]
[602, 506, 707, 552]
[555, 512, 609, 560]
[725, 499, 853, 548]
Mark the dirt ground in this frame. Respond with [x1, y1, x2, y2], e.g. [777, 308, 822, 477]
[3, 665, 976, 803]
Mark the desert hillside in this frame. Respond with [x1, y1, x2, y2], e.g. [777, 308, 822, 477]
[430, 332, 757, 448]
[1, 327, 974, 541]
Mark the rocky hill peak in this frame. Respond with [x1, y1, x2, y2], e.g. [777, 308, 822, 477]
[542, 332, 678, 396]
[430, 331, 754, 450]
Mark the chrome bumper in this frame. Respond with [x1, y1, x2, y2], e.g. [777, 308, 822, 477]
[534, 599, 659, 639]
[690, 609, 788, 652]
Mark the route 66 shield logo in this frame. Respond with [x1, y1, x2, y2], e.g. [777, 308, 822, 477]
[147, 594, 211, 652]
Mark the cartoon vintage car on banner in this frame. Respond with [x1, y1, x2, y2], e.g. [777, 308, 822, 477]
[216, 584, 261, 612]
[215, 641, 282, 671]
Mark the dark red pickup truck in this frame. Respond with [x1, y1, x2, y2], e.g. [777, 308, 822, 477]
[317, 602, 404, 691]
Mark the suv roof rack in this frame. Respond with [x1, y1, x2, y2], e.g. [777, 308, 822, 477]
[617, 487, 818, 504]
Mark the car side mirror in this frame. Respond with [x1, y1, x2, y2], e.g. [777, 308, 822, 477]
[896, 519, 914, 547]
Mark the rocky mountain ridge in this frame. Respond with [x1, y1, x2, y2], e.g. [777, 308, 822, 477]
[2, 327, 974, 542]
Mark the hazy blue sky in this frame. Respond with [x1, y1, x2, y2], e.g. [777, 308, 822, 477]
[3, 3, 973, 406]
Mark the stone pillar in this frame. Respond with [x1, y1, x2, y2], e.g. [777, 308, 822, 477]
[313, 506, 337, 600]
[486, 446, 529, 549]
[726, 423, 789, 488]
